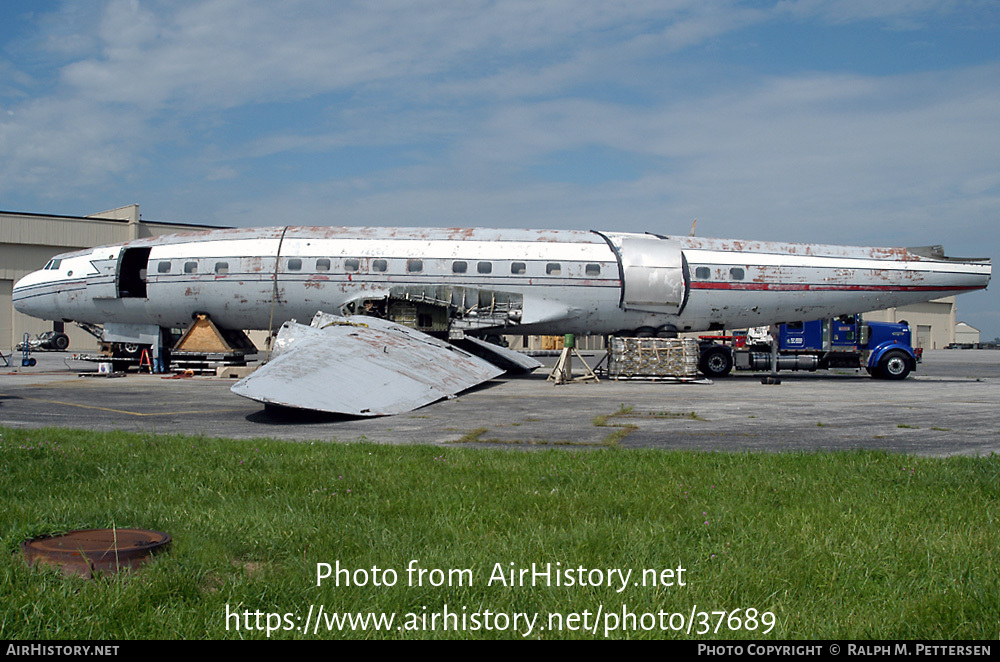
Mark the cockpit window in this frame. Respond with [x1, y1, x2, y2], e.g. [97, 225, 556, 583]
[46, 259, 62, 270]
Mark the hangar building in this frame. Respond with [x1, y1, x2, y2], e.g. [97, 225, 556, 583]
[2, 206, 221, 354]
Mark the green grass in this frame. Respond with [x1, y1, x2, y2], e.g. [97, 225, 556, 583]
[1, 426, 997, 640]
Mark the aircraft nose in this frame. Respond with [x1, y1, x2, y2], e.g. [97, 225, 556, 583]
[12, 271, 52, 319]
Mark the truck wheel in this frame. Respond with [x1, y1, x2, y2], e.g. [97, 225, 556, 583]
[699, 346, 733, 377]
[875, 351, 911, 380]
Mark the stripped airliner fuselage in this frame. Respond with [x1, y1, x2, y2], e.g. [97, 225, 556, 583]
[12, 226, 992, 339]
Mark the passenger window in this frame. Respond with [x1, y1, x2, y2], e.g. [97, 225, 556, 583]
[452, 261, 468, 274]
[407, 259, 423, 273]
[477, 261, 492, 274]
[546, 263, 561, 275]
[344, 258, 360, 272]
[158, 261, 171, 274]
[215, 262, 229, 275]
[586, 263, 601, 276]
[730, 267, 744, 280]
[288, 258, 302, 271]
[316, 258, 331, 272]
[695, 267, 710, 279]
[184, 261, 198, 274]
[373, 259, 388, 272]
[511, 262, 526, 275]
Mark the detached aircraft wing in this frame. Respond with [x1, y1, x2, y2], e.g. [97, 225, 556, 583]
[230, 313, 512, 416]
[451, 335, 543, 374]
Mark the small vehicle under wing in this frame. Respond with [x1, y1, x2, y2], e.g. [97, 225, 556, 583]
[230, 313, 510, 416]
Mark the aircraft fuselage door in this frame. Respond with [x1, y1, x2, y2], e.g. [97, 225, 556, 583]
[618, 236, 686, 313]
[117, 247, 152, 298]
[85, 245, 123, 300]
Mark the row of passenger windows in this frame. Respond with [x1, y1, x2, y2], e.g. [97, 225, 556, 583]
[153, 258, 605, 277]
[694, 266, 745, 281]
[154, 259, 745, 280]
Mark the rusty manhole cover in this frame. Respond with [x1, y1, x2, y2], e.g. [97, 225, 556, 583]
[21, 528, 171, 578]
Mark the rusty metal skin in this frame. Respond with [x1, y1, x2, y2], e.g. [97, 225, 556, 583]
[12, 225, 991, 341]
[21, 528, 171, 578]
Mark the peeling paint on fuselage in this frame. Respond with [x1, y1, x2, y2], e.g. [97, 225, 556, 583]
[12, 226, 992, 336]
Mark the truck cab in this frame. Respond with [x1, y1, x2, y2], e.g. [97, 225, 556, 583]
[698, 315, 919, 380]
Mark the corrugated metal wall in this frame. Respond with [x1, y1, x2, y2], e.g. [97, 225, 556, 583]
[1, 207, 220, 353]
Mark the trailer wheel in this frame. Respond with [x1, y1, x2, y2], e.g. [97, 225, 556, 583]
[875, 350, 911, 380]
[112, 342, 143, 359]
[699, 346, 733, 377]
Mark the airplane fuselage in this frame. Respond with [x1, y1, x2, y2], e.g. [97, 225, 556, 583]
[12, 226, 992, 338]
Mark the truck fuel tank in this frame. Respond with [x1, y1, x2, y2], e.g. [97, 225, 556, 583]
[737, 352, 820, 372]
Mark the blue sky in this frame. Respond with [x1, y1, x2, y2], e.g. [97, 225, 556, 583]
[2, 1, 998, 338]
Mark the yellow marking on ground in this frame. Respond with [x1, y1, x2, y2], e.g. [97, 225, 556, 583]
[1, 394, 248, 417]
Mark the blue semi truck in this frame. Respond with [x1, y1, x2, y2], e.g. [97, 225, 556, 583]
[697, 315, 920, 380]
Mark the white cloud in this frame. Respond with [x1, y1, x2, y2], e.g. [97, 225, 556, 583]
[205, 165, 238, 181]
[773, 0, 974, 26]
[195, 61, 1000, 259]
[1, 0, 747, 196]
[2, 0, 998, 242]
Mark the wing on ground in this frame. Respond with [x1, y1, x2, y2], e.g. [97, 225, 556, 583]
[231, 313, 506, 416]
[452, 335, 543, 373]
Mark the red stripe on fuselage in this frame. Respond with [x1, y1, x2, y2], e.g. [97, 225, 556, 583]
[689, 282, 984, 292]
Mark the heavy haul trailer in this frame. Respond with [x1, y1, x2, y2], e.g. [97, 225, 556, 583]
[697, 315, 920, 380]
